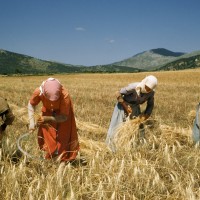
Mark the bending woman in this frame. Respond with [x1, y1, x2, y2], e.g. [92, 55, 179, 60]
[28, 78, 79, 162]
[106, 75, 158, 152]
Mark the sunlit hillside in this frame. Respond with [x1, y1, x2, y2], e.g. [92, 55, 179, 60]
[0, 71, 200, 199]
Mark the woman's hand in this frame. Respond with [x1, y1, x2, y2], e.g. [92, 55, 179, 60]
[36, 114, 67, 126]
[37, 116, 45, 126]
[139, 114, 150, 121]
[115, 91, 121, 99]
[131, 114, 149, 125]
[115, 91, 124, 103]
[36, 116, 53, 126]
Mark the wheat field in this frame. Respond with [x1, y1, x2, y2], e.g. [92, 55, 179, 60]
[0, 70, 200, 199]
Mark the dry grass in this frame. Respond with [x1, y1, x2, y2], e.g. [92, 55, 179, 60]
[0, 71, 200, 199]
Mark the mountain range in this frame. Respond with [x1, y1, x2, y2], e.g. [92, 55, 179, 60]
[0, 48, 200, 75]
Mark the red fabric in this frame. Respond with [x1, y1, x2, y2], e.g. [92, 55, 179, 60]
[30, 87, 79, 161]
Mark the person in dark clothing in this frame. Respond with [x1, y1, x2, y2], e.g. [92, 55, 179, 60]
[0, 97, 15, 141]
[106, 75, 158, 152]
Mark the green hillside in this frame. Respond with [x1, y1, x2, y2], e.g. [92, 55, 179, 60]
[112, 48, 185, 70]
[0, 49, 141, 74]
[1, 48, 200, 74]
[158, 54, 200, 71]
[0, 49, 81, 74]
[79, 64, 143, 73]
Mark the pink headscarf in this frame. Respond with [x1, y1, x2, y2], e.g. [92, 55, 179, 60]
[40, 78, 62, 101]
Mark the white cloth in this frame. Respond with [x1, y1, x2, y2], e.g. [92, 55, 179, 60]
[136, 75, 157, 96]
[28, 101, 36, 130]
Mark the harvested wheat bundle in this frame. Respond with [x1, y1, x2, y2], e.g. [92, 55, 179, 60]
[113, 116, 193, 152]
[76, 118, 107, 135]
[114, 117, 148, 151]
[79, 136, 108, 157]
[160, 125, 192, 146]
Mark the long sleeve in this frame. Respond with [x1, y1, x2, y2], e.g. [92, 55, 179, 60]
[120, 82, 139, 95]
[28, 101, 36, 130]
[144, 95, 154, 115]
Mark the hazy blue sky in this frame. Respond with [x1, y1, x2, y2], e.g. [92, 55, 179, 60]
[0, 0, 200, 66]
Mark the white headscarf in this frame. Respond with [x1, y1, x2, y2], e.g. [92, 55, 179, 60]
[39, 78, 62, 101]
[136, 75, 158, 96]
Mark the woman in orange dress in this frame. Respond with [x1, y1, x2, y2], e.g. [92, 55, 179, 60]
[28, 78, 79, 162]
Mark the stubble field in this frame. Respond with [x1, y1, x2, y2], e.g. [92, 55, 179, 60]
[0, 70, 200, 199]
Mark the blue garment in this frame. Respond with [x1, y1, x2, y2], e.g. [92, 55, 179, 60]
[193, 103, 200, 143]
[106, 102, 141, 152]
[105, 103, 125, 152]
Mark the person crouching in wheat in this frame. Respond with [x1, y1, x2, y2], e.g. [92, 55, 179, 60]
[105, 75, 158, 152]
[28, 78, 80, 163]
[0, 97, 15, 141]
